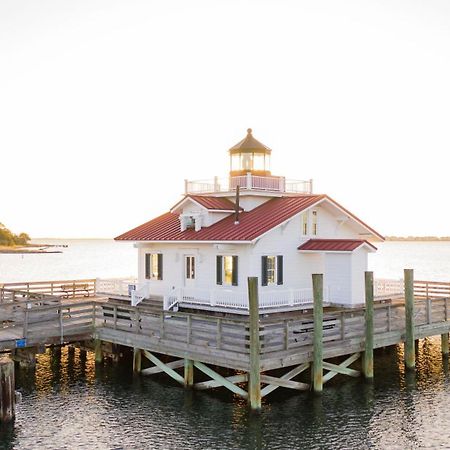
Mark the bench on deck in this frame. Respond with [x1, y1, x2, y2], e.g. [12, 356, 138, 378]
[60, 283, 90, 299]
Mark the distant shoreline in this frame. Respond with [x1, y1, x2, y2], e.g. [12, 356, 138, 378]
[0, 244, 65, 254]
[385, 236, 450, 242]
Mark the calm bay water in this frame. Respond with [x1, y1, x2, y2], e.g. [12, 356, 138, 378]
[1, 240, 450, 449]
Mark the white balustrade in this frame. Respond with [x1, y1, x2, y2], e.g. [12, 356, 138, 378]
[96, 278, 137, 297]
[374, 278, 404, 300]
[168, 286, 324, 312]
[131, 283, 151, 307]
[185, 175, 313, 194]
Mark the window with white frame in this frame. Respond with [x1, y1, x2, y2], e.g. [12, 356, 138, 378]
[145, 253, 163, 280]
[261, 255, 283, 286]
[301, 212, 308, 236]
[216, 255, 238, 286]
[185, 256, 195, 280]
[312, 210, 318, 235]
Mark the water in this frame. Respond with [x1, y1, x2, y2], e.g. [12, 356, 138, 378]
[1, 240, 450, 449]
[0, 239, 136, 283]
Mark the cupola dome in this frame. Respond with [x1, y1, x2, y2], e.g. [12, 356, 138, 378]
[228, 128, 272, 176]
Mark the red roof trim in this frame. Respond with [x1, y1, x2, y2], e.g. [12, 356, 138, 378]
[298, 239, 377, 252]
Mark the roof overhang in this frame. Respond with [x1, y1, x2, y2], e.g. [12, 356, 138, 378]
[298, 239, 377, 253]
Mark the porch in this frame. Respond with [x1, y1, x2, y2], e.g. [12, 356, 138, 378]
[93, 277, 438, 314]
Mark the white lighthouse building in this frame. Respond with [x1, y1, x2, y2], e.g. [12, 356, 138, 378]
[116, 129, 383, 312]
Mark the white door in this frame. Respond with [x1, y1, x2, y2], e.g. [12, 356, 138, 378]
[184, 255, 196, 287]
[324, 253, 351, 304]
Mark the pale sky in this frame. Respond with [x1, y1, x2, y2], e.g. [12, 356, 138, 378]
[1, 0, 450, 238]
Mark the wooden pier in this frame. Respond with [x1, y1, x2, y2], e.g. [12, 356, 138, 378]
[1, 273, 450, 411]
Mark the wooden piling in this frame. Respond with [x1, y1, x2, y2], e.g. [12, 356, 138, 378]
[442, 333, 449, 356]
[0, 357, 15, 422]
[248, 277, 261, 411]
[404, 269, 415, 370]
[133, 348, 141, 373]
[312, 274, 323, 393]
[184, 359, 194, 387]
[94, 339, 103, 364]
[363, 271, 374, 379]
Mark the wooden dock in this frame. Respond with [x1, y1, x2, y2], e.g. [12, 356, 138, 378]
[1, 273, 450, 410]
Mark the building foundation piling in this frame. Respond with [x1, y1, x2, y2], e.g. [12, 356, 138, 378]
[248, 277, 261, 411]
[404, 269, 416, 370]
[363, 271, 374, 379]
[0, 357, 15, 423]
[312, 273, 323, 393]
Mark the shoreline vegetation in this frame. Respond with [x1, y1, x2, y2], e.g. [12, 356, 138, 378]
[0, 222, 64, 254]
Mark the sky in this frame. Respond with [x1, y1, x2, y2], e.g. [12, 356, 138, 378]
[1, 0, 450, 238]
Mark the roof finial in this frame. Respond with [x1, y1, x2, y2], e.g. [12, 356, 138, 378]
[247, 128, 252, 134]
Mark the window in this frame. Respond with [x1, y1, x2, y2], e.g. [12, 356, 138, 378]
[186, 256, 195, 280]
[216, 255, 238, 286]
[312, 210, 318, 235]
[261, 255, 283, 286]
[301, 212, 308, 235]
[145, 253, 163, 280]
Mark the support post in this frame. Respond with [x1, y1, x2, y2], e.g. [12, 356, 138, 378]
[133, 348, 141, 373]
[0, 357, 15, 423]
[404, 269, 415, 370]
[184, 359, 194, 387]
[363, 271, 374, 379]
[94, 339, 103, 364]
[247, 277, 261, 410]
[442, 333, 449, 356]
[312, 274, 323, 393]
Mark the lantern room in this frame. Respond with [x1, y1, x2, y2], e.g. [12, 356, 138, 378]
[229, 128, 272, 177]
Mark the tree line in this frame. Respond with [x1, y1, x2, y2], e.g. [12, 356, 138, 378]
[0, 223, 30, 246]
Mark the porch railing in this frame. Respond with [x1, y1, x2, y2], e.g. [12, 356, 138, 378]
[165, 287, 329, 312]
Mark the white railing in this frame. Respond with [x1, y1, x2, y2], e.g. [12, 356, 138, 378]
[374, 278, 404, 300]
[131, 283, 151, 307]
[96, 278, 137, 297]
[170, 287, 328, 312]
[185, 175, 313, 195]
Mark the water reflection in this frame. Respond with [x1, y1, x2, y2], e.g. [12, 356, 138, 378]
[3, 338, 450, 449]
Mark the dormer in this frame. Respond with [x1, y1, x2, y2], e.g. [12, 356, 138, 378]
[170, 195, 240, 232]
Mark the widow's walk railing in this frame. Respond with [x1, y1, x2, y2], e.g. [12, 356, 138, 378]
[184, 175, 313, 195]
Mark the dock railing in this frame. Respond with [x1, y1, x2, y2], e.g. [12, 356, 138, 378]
[0, 279, 97, 302]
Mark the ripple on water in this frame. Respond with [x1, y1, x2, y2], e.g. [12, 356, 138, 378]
[1, 339, 450, 449]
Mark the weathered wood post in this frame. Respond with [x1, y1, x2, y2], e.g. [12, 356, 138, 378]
[184, 359, 194, 387]
[133, 348, 142, 373]
[404, 269, 415, 370]
[363, 271, 374, 379]
[0, 357, 15, 422]
[94, 339, 103, 364]
[441, 333, 449, 356]
[312, 274, 323, 393]
[248, 277, 261, 411]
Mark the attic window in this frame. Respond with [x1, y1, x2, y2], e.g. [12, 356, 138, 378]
[186, 216, 195, 230]
[181, 214, 202, 232]
[312, 210, 318, 235]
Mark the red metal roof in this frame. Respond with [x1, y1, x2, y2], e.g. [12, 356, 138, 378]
[116, 195, 325, 242]
[187, 195, 239, 211]
[298, 239, 377, 252]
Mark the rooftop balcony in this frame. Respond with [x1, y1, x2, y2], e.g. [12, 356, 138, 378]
[184, 174, 313, 195]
